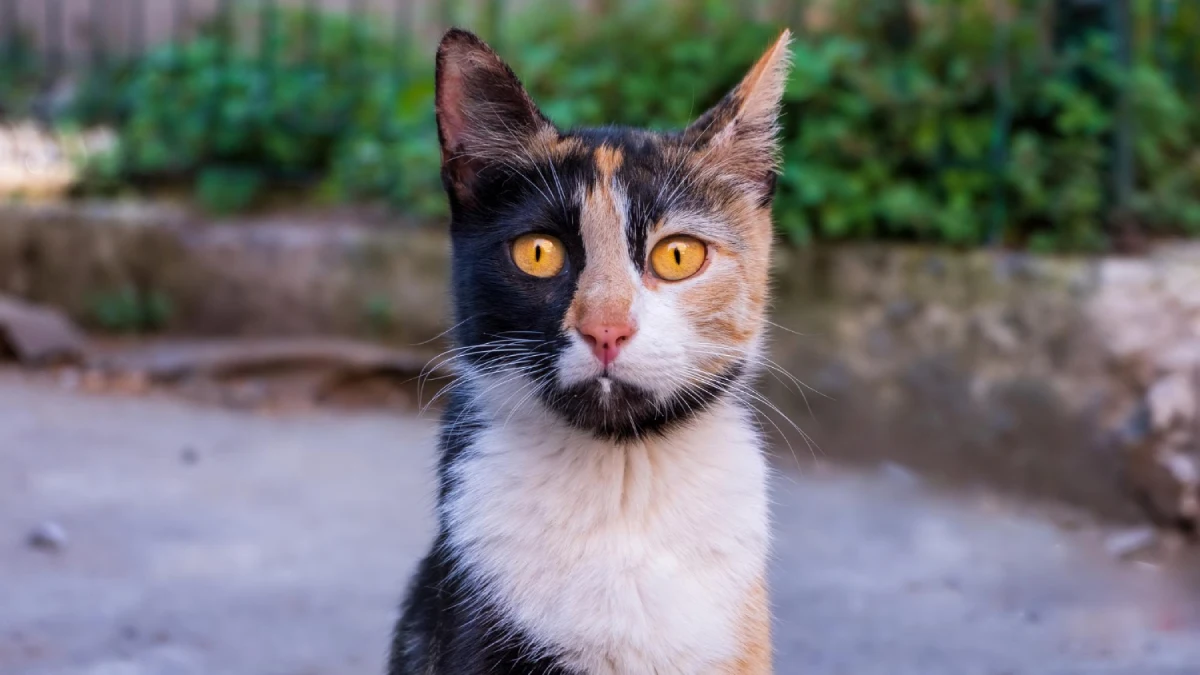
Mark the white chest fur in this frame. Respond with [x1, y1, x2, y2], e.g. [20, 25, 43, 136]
[443, 398, 770, 674]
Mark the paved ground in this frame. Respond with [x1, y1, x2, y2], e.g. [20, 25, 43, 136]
[2, 372, 1199, 675]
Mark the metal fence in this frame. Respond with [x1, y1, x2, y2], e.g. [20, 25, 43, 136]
[0, 0, 434, 75]
[2, 0, 1199, 222]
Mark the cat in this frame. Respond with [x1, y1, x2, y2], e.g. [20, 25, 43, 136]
[389, 27, 792, 675]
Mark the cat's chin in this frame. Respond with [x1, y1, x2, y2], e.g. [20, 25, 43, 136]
[540, 366, 742, 441]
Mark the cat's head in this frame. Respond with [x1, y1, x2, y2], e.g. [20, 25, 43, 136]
[436, 28, 791, 440]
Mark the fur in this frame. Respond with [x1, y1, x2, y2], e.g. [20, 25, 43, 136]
[390, 27, 792, 674]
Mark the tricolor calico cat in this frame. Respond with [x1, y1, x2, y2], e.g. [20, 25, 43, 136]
[389, 27, 793, 675]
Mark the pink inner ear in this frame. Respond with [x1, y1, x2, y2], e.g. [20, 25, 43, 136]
[436, 61, 470, 160]
[433, 30, 557, 201]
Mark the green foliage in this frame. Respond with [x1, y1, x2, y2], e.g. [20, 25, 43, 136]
[70, 8, 441, 216]
[0, 36, 43, 118]
[195, 166, 265, 215]
[70, 0, 1200, 250]
[89, 287, 173, 333]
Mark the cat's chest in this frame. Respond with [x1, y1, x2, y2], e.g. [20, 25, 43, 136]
[443, 402, 769, 674]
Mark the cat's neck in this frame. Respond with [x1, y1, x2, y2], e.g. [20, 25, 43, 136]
[441, 389, 770, 674]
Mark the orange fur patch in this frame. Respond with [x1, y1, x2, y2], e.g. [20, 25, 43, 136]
[677, 203, 772, 359]
[722, 578, 772, 674]
[594, 145, 624, 179]
[564, 145, 635, 331]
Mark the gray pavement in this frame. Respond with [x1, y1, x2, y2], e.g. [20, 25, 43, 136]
[1, 372, 1198, 675]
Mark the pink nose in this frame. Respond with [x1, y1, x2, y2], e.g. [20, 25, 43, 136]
[578, 321, 635, 368]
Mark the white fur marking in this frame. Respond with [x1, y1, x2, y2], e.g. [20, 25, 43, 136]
[444, 395, 769, 674]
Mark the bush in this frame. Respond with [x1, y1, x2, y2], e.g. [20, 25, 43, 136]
[70, 8, 442, 216]
[70, 0, 1200, 250]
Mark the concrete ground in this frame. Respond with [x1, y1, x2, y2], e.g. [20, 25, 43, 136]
[2, 371, 1198, 675]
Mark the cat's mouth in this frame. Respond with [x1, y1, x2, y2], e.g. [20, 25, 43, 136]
[597, 376, 615, 396]
[589, 374, 641, 404]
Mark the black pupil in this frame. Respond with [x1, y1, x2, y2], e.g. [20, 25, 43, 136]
[535, 244, 542, 262]
[673, 246, 681, 265]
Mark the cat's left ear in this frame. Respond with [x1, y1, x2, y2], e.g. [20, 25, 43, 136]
[435, 29, 556, 204]
[682, 30, 792, 204]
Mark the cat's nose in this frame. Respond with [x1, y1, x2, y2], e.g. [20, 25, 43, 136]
[577, 321, 636, 368]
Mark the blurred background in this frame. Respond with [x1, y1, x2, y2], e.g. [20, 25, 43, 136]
[3, 1, 1200, 673]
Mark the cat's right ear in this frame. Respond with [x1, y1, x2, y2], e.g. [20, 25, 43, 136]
[435, 29, 554, 204]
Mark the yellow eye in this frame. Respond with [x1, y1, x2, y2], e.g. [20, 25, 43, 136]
[512, 234, 565, 278]
[650, 235, 707, 281]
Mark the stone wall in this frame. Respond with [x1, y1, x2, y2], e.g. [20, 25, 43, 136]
[765, 245, 1200, 525]
[0, 204, 449, 344]
[2, 203, 1197, 528]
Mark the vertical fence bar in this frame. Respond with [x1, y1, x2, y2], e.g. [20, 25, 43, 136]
[988, 7, 1014, 244]
[789, 0, 807, 33]
[261, 0, 277, 132]
[45, 0, 63, 80]
[89, 0, 103, 64]
[212, 0, 232, 155]
[1112, 0, 1134, 214]
[353, 0, 368, 61]
[173, 0, 187, 42]
[1153, 0, 1168, 69]
[933, 0, 958, 223]
[394, 0, 410, 53]
[483, 0, 504, 50]
[3, 0, 19, 68]
[392, 0, 411, 153]
[352, 0, 367, 104]
[217, 0, 232, 60]
[260, 0, 276, 66]
[305, 0, 318, 62]
[1189, 0, 1200, 97]
[130, 0, 145, 58]
[440, 0, 458, 31]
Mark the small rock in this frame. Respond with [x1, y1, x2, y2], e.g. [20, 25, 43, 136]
[974, 312, 1020, 355]
[885, 299, 919, 324]
[1154, 339, 1200, 374]
[1104, 526, 1158, 560]
[80, 370, 108, 394]
[1147, 374, 1196, 431]
[180, 446, 200, 465]
[27, 521, 68, 552]
[0, 296, 87, 365]
[1159, 451, 1200, 488]
[109, 371, 150, 396]
[1098, 259, 1157, 288]
[994, 253, 1034, 283]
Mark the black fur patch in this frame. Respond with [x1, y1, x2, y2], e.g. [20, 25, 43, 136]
[390, 394, 578, 674]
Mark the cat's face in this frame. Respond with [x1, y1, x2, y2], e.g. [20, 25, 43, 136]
[435, 29, 791, 439]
